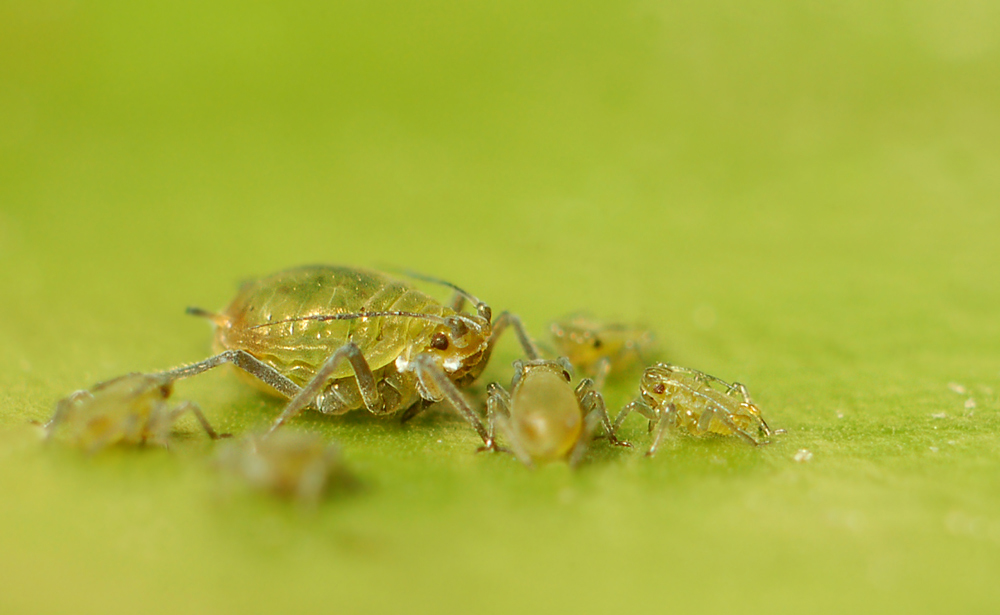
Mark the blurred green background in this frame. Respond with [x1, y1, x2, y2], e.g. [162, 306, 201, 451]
[2, 1, 1000, 613]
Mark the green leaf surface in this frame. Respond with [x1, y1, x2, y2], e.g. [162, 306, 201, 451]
[2, 1, 999, 613]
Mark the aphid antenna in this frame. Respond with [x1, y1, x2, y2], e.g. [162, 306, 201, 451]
[250, 310, 451, 330]
[396, 269, 492, 321]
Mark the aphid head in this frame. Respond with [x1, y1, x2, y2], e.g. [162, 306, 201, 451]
[511, 357, 574, 389]
[422, 312, 492, 374]
[638, 364, 679, 408]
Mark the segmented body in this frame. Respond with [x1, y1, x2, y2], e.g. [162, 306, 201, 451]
[622, 364, 775, 448]
[45, 373, 221, 452]
[216, 431, 354, 504]
[212, 266, 483, 415]
[549, 314, 654, 384]
[487, 358, 623, 467]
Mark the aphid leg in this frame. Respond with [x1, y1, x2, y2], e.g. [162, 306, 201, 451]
[268, 343, 373, 434]
[157, 350, 303, 399]
[647, 403, 679, 457]
[711, 410, 764, 446]
[568, 407, 605, 468]
[488, 311, 542, 361]
[612, 399, 657, 440]
[485, 385, 532, 466]
[730, 381, 778, 437]
[575, 379, 631, 447]
[591, 358, 612, 392]
[411, 353, 494, 449]
[398, 398, 434, 424]
[484, 382, 512, 445]
[168, 401, 229, 441]
[43, 390, 91, 439]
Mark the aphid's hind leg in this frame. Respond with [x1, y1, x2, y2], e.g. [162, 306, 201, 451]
[167, 401, 229, 441]
[411, 353, 494, 450]
[576, 379, 632, 448]
[647, 403, 678, 457]
[268, 343, 381, 434]
[157, 350, 303, 400]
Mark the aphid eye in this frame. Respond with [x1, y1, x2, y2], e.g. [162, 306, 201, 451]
[592, 338, 603, 349]
[430, 333, 450, 351]
[652, 383, 666, 395]
[561, 370, 572, 382]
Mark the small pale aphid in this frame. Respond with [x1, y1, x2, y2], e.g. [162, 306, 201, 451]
[549, 314, 654, 389]
[215, 431, 354, 505]
[613, 363, 780, 456]
[44, 372, 225, 453]
[486, 357, 630, 468]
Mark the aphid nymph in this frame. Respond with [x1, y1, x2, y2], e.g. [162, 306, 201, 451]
[486, 354, 629, 468]
[549, 314, 654, 389]
[614, 363, 779, 456]
[216, 430, 354, 504]
[44, 372, 225, 452]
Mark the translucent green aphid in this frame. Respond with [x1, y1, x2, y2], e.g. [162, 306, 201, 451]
[614, 363, 780, 456]
[486, 355, 630, 468]
[158, 265, 536, 450]
[216, 431, 355, 505]
[44, 372, 224, 452]
[549, 314, 654, 389]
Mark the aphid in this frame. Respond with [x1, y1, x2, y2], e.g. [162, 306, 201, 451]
[486, 356, 629, 468]
[215, 431, 355, 505]
[613, 363, 779, 456]
[44, 372, 224, 452]
[549, 314, 654, 389]
[158, 265, 536, 449]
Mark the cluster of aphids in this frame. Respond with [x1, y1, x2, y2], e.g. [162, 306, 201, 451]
[43, 266, 780, 503]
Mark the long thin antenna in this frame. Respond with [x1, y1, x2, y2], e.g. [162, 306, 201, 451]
[398, 269, 491, 321]
[249, 310, 449, 330]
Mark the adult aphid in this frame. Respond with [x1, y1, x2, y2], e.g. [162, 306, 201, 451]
[159, 265, 535, 449]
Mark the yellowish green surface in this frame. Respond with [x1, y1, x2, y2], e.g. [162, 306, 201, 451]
[2, 1, 1000, 613]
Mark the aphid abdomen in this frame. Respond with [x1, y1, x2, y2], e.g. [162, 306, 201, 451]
[215, 266, 448, 390]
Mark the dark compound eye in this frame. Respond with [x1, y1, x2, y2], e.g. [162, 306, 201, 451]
[653, 383, 666, 395]
[561, 370, 572, 382]
[430, 333, 450, 351]
[592, 338, 603, 349]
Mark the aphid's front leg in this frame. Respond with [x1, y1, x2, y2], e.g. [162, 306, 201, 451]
[411, 353, 495, 450]
[591, 357, 612, 392]
[487, 311, 542, 361]
[485, 383, 531, 466]
[484, 382, 512, 445]
[647, 403, 679, 457]
[268, 343, 381, 434]
[575, 379, 632, 448]
[612, 399, 658, 440]
[157, 350, 303, 400]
